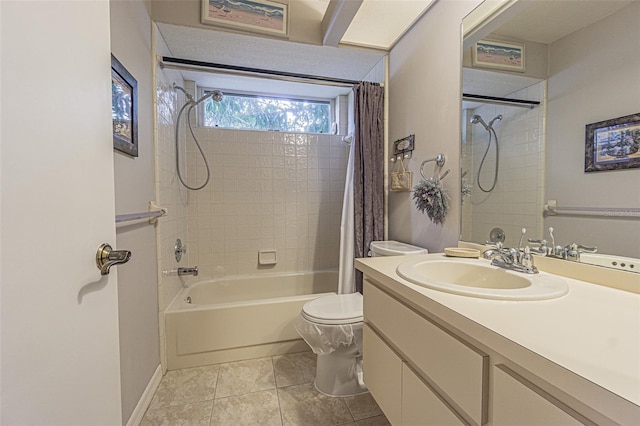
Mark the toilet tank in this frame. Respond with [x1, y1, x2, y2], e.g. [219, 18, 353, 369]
[369, 241, 428, 257]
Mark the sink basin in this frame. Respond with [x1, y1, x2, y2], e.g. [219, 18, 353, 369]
[396, 258, 569, 300]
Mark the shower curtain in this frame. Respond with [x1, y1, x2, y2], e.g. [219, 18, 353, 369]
[338, 139, 355, 294]
[353, 82, 385, 294]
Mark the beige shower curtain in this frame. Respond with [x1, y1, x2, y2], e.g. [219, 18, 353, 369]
[353, 81, 384, 293]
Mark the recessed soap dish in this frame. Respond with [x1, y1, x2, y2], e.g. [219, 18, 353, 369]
[444, 247, 481, 258]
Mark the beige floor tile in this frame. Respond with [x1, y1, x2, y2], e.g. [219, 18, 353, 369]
[210, 389, 282, 426]
[278, 383, 354, 426]
[344, 393, 383, 421]
[215, 357, 276, 398]
[141, 400, 212, 426]
[149, 365, 219, 409]
[355, 415, 390, 426]
[273, 351, 316, 388]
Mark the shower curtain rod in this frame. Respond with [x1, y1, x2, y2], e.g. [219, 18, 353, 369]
[159, 56, 362, 88]
[463, 93, 540, 108]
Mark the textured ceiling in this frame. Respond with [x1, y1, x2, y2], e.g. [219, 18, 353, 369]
[157, 22, 386, 82]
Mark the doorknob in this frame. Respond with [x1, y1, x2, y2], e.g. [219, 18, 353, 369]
[96, 243, 131, 275]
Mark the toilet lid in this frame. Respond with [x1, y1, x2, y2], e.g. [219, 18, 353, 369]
[302, 293, 363, 325]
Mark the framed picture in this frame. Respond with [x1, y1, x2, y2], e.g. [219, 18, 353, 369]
[472, 40, 525, 72]
[111, 54, 138, 157]
[585, 113, 640, 172]
[201, 0, 288, 38]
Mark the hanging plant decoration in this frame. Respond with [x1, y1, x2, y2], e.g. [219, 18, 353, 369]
[412, 178, 450, 224]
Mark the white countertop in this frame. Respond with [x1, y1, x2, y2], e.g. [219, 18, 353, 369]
[356, 253, 640, 409]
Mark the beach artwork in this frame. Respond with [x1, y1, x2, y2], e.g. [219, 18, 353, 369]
[472, 40, 525, 72]
[585, 113, 640, 172]
[201, 0, 288, 37]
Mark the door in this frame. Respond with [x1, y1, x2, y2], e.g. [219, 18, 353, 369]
[1, 1, 122, 424]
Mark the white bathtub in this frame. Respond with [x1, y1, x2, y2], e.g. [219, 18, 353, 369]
[165, 270, 337, 370]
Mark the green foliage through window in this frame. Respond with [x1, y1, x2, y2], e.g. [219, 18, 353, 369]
[202, 92, 331, 134]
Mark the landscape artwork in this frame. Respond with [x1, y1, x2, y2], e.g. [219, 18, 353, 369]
[585, 113, 640, 172]
[111, 54, 138, 157]
[201, 0, 288, 37]
[472, 40, 525, 72]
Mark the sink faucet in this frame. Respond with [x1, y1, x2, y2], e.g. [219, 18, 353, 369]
[484, 229, 538, 274]
[528, 227, 597, 261]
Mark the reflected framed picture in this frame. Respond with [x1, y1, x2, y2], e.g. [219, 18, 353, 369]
[201, 0, 288, 37]
[111, 54, 138, 157]
[472, 39, 525, 72]
[585, 113, 640, 172]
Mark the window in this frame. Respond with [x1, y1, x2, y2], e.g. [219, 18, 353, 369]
[202, 91, 332, 134]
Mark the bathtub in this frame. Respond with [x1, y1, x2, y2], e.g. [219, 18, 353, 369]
[165, 270, 337, 370]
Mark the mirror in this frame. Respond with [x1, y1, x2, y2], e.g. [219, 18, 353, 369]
[461, 0, 640, 272]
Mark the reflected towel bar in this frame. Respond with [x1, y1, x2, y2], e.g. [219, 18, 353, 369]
[544, 202, 640, 218]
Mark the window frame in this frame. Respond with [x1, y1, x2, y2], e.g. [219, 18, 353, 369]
[197, 87, 336, 134]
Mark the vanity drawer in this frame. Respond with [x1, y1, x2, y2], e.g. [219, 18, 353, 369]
[493, 365, 584, 425]
[363, 323, 402, 425]
[402, 363, 465, 426]
[364, 280, 488, 425]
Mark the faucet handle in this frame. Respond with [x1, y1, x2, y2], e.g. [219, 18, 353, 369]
[574, 243, 597, 253]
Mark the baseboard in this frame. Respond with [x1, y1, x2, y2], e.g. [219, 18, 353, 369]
[126, 364, 163, 426]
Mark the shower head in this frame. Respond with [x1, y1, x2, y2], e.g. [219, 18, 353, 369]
[488, 114, 503, 128]
[470, 114, 490, 131]
[194, 89, 224, 105]
[173, 84, 194, 103]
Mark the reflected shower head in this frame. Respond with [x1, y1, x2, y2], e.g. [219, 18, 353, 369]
[471, 114, 502, 130]
[488, 114, 503, 128]
[470, 114, 490, 131]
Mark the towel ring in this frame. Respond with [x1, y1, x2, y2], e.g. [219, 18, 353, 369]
[420, 154, 448, 180]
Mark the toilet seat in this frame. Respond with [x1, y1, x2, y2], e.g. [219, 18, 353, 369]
[301, 293, 363, 325]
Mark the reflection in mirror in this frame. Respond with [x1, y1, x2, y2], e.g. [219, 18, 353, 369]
[460, 0, 640, 272]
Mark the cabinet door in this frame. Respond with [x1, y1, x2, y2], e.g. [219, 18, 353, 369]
[493, 365, 583, 425]
[363, 324, 402, 425]
[402, 364, 465, 426]
[364, 281, 487, 425]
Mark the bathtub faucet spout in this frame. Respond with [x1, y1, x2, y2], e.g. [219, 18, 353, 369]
[178, 266, 198, 277]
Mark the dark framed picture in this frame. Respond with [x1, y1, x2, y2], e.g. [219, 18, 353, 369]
[585, 113, 640, 172]
[472, 39, 525, 73]
[111, 54, 138, 157]
[201, 0, 288, 38]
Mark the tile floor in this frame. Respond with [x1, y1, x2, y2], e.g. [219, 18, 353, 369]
[141, 351, 390, 426]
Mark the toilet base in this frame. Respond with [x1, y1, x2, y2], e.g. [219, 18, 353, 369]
[314, 351, 368, 397]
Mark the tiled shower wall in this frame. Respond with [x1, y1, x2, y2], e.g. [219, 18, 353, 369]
[155, 76, 190, 312]
[461, 81, 546, 247]
[184, 128, 348, 278]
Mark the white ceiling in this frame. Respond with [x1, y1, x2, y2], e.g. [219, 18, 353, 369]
[341, 0, 435, 49]
[156, 0, 434, 97]
[493, 0, 634, 44]
[462, 0, 635, 110]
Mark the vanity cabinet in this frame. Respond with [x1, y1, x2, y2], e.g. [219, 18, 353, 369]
[492, 365, 583, 425]
[362, 278, 594, 426]
[402, 362, 466, 425]
[363, 280, 487, 425]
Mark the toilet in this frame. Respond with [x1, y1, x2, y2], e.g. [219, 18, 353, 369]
[294, 240, 428, 396]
